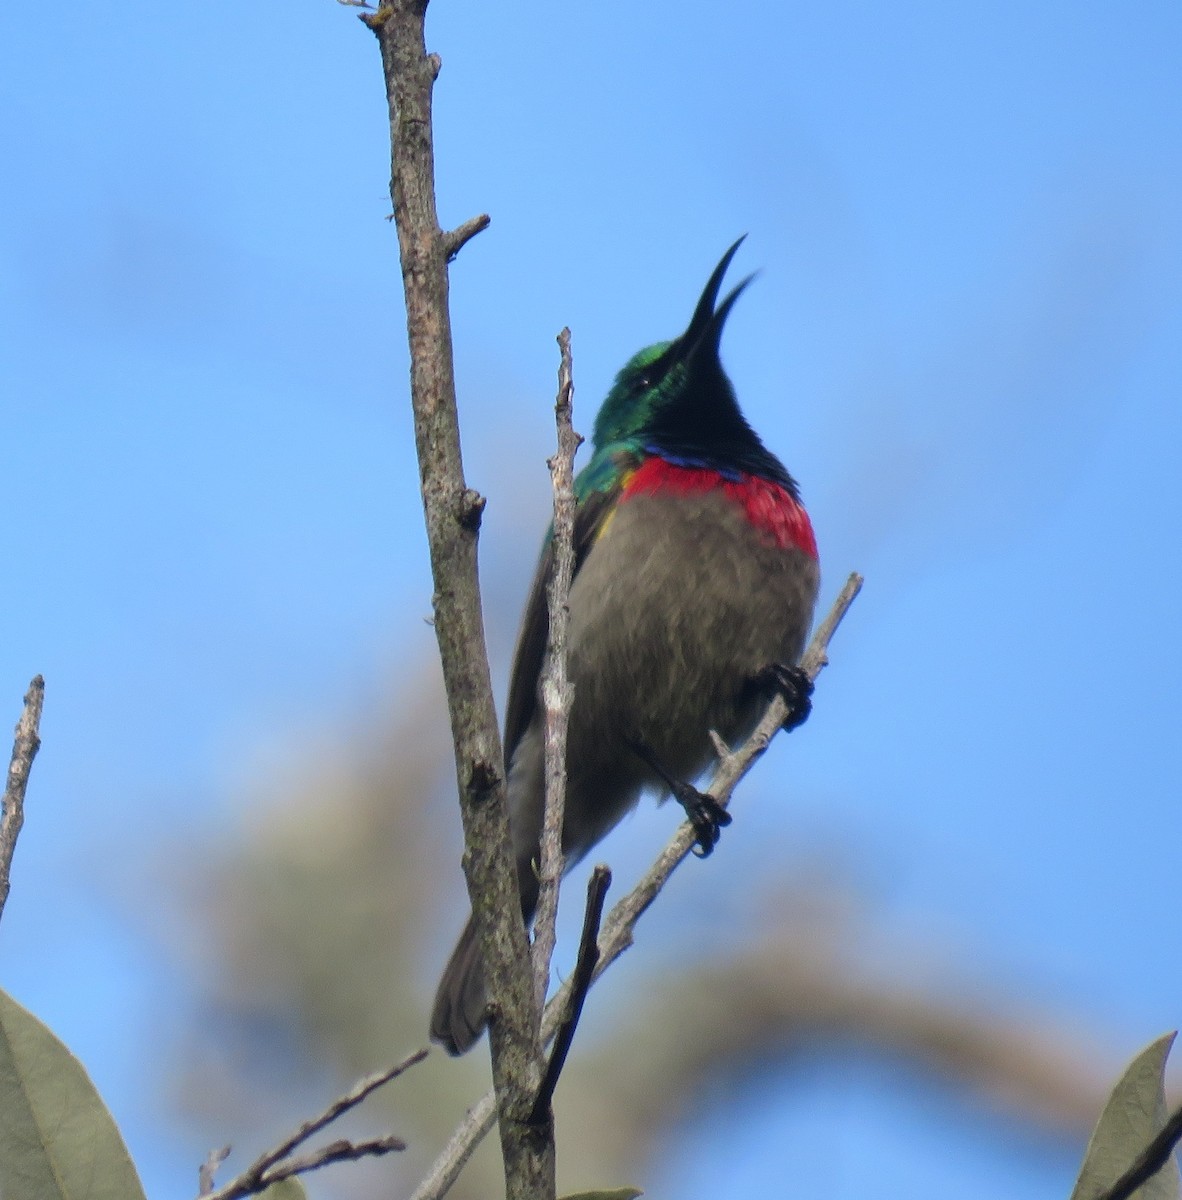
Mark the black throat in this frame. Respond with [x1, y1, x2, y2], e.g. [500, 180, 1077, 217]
[642, 369, 800, 498]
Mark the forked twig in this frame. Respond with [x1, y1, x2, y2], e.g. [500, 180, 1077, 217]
[199, 1049, 427, 1200]
[530, 865, 611, 1125]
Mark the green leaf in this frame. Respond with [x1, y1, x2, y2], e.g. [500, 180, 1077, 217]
[559, 1190, 643, 1200]
[1070, 1031, 1182, 1200]
[259, 1180, 309, 1200]
[0, 986, 146, 1200]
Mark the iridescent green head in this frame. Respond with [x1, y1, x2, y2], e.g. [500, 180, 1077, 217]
[592, 238, 757, 457]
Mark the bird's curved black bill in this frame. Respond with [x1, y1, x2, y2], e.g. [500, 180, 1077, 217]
[673, 237, 755, 366]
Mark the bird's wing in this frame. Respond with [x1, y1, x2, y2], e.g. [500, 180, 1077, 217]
[502, 481, 620, 764]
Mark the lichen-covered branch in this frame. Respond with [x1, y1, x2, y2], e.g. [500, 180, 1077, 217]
[359, 2, 549, 1196]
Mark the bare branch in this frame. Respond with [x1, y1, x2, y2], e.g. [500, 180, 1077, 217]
[532, 327, 582, 1012]
[1095, 1104, 1182, 1200]
[442, 214, 491, 262]
[199, 1050, 426, 1200]
[0, 675, 45, 925]
[530, 865, 611, 1126]
[360, 2, 549, 1194]
[409, 574, 863, 1200]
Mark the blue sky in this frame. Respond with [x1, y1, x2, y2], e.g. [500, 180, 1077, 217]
[2, 0, 1181, 1196]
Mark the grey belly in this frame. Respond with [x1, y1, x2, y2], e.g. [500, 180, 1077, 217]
[508, 488, 819, 877]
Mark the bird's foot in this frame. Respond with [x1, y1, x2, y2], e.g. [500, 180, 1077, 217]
[757, 662, 814, 732]
[675, 783, 733, 858]
[626, 736, 732, 858]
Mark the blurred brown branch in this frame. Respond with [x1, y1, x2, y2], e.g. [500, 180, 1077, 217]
[588, 929, 1119, 1150]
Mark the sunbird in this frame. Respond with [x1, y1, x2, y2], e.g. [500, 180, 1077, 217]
[431, 239, 820, 1055]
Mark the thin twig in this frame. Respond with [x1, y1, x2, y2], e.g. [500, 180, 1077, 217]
[530, 865, 611, 1125]
[247, 1050, 425, 1170]
[532, 328, 582, 1014]
[198, 1146, 231, 1195]
[200, 1049, 427, 1200]
[207, 1138, 408, 1200]
[408, 574, 863, 1200]
[0, 676, 45, 925]
[254, 1136, 407, 1188]
[1095, 1104, 1182, 1200]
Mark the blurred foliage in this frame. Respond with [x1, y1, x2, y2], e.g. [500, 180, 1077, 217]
[147, 647, 1134, 1200]
[1, 962, 1174, 1200]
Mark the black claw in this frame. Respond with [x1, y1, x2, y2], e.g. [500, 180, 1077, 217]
[626, 735, 732, 857]
[761, 663, 814, 732]
[675, 783, 732, 858]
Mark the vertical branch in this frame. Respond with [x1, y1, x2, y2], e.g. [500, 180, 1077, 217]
[531, 329, 582, 1008]
[0, 676, 44, 925]
[360, 3, 550, 1197]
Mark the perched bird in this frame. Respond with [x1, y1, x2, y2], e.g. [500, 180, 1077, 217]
[431, 239, 820, 1055]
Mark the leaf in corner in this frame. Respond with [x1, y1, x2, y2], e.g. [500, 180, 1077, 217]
[1070, 1031, 1181, 1200]
[0, 986, 147, 1200]
[559, 1190, 643, 1200]
[259, 1180, 309, 1200]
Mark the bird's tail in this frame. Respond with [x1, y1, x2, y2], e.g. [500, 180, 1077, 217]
[431, 843, 543, 1055]
[430, 915, 488, 1056]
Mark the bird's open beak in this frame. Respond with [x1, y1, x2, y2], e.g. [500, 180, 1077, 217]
[676, 237, 754, 364]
